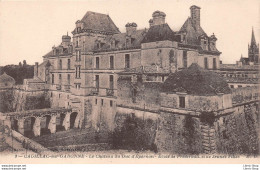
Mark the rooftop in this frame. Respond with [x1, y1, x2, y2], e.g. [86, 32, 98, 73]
[161, 63, 231, 96]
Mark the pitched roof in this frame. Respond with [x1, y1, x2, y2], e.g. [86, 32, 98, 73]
[80, 11, 120, 34]
[0, 72, 15, 83]
[94, 29, 147, 51]
[179, 17, 207, 46]
[161, 63, 231, 96]
[142, 24, 175, 43]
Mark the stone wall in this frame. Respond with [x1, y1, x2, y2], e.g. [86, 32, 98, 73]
[0, 89, 50, 113]
[113, 100, 259, 155]
[214, 102, 259, 155]
[231, 86, 259, 105]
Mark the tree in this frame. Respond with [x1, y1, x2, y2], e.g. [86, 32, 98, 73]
[19, 62, 22, 67]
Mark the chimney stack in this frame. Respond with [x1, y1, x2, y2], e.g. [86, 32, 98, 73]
[34, 62, 39, 78]
[151, 11, 166, 26]
[125, 22, 137, 36]
[190, 5, 201, 29]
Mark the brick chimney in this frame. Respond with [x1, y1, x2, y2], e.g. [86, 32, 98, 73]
[190, 5, 201, 29]
[125, 22, 137, 36]
[151, 11, 166, 26]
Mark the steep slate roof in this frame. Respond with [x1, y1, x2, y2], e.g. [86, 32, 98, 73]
[161, 63, 231, 96]
[95, 29, 147, 51]
[179, 17, 207, 46]
[0, 72, 15, 83]
[80, 11, 120, 34]
[142, 24, 175, 43]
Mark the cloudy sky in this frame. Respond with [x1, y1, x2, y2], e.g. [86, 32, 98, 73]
[0, 0, 259, 66]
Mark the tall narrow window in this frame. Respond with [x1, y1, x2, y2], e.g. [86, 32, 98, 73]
[110, 56, 114, 69]
[59, 59, 62, 70]
[52, 74, 54, 84]
[59, 74, 62, 84]
[67, 59, 71, 70]
[183, 51, 187, 68]
[75, 66, 81, 78]
[78, 51, 81, 61]
[67, 74, 70, 85]
[213, 58, 217, 70]
[204, 57, 208, 69]
[95, 75, 99, 91]
[179, 96, 185, 108]
[109, 75, 114, 89]
[78, 66, 81, 78]
[125, 54, 130, 68]
[96, 57, 99, 69]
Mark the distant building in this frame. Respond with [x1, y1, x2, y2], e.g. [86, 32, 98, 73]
[239, 28, 259, 65]
[0, 72, 15, 89]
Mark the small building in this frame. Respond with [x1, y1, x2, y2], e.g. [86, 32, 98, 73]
[0, 72, 15, 89]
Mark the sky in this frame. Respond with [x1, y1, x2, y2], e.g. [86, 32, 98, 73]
[0, 0, 259, 66]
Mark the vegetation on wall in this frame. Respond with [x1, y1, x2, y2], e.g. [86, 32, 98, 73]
[113, 114, 158, 152]
[24, 94, 51, 110]
[0, 90, 15, 113]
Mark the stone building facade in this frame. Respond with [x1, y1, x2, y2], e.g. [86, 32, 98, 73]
[31, 6, 222, 131]
[9, 5, 259, 154]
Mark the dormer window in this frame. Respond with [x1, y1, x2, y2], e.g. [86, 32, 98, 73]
[77, 27, 81, 33]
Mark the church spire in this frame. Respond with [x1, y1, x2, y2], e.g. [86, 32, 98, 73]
[251, 27, 256, 46]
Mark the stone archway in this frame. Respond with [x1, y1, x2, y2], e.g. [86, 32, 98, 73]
[70, 112, 78, 129]
[41, 115, 51, 135]
[56, 113, 66, 131]
[24, 117, 35, 138]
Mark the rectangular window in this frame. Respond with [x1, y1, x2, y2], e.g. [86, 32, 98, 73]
[52, 74, 54, 84]
[110, 55, 114, 69]
[95, 75, 99, 90]
[75, 66, 81, 78]
[110, 100, 113, 107]
[78, 51, 81, 61]
[78, 66, 81, 78]
[67, 74, 70, 85]
[59, 59, 62, 70]
[59, 74, 62, 84]
[238, 85, 242, 88]
[213, 58, 217, 70]
[76, 51, 81, 61]
[67, 59, 71, 69]
[101, 99, 104, 106]
[109, 75, 114, 89]
[95, 99, 98, 105]
[179, 96, 185, 108]
[125, 54, 130, 68]
[230, 85, 234, 88]
[183, 51, 187, 68]
[96, 57, 99, 69]
[204, 57, 208, 69]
